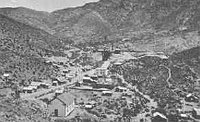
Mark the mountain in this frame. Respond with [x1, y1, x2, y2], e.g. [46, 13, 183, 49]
[1, 0, 200, 53]
[51, 0, 200, 53]
[0, 7, 54, 34]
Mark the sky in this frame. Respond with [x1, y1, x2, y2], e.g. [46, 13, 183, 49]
[0, 0, 99, 12]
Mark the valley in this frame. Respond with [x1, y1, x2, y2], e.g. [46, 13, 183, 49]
[1, 0, 200, 122]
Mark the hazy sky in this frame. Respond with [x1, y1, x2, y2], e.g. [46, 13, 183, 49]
[0, 0, 99, 12]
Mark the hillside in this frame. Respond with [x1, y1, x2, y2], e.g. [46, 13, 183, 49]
[1, 0, 200, 53]
[51, 0, 200, 53]
[110, 46, 200, 109]
[0, 14, 58, 122]
[0, 14, 61, 86]
[0, 7, 54, 34]
[0, 0, 200, 83]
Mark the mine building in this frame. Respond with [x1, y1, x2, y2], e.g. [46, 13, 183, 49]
[95, 61, 110, 77]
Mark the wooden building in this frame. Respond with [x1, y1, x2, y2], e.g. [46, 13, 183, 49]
[48, 92, 75, 117]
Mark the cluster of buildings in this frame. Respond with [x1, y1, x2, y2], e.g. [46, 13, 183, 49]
[22, 76, 70, 94]
[22, 82, 50, 93]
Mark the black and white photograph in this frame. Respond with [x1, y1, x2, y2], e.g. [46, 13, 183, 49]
[0, 0, 200, 122]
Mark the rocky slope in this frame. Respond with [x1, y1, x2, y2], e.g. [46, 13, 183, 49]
[51, 0, 200, 53]
[0, 14, 62, 86]
[1, 0, 200, 53]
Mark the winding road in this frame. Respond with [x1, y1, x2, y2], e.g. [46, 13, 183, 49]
[159, 64, 172, 88]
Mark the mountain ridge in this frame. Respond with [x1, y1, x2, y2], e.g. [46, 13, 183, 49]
[1, 0, 200, 53]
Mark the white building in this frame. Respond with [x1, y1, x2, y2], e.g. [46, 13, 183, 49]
[49, 92, 75, 117]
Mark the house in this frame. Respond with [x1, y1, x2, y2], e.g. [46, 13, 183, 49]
[84, 104, 93, 109]
[40, 80, 51, 88]
[48, 92, 75, 117]
[52, 81, 58, 86]
[102, 91, 112, 96]
[152, 112, 168, 122]
[105, 78, 112, 82]
[179, 114, 189, 119]
[55, 88, 64, 96]
[90, 75, 98, 81]
[30, 82, 42, 89]
[114, 48, 121, 54]
[82, 77, 96, 85]
[40, 83, 50, 89]
[115, 86, 128, 92]
[62, 69, 70, 74]
[84, 65, 92, 71]
[193, 108, 200, 119]
[185, 93, 199, 103]
[23, 86, 37, 93]
[66, 74, 74, 80]
[56, 77, 67, 85]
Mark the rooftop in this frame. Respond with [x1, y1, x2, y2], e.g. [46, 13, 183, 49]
[194, 108, 200, 115]
[56, 92, 74, 106]
[153, 112, 167, 119]
[101, 61, 110, 69]
[30, 82, 42, 86]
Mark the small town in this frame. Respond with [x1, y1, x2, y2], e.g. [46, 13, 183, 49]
[1, 44, 200, 122]
[1, 0, 200, 122]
